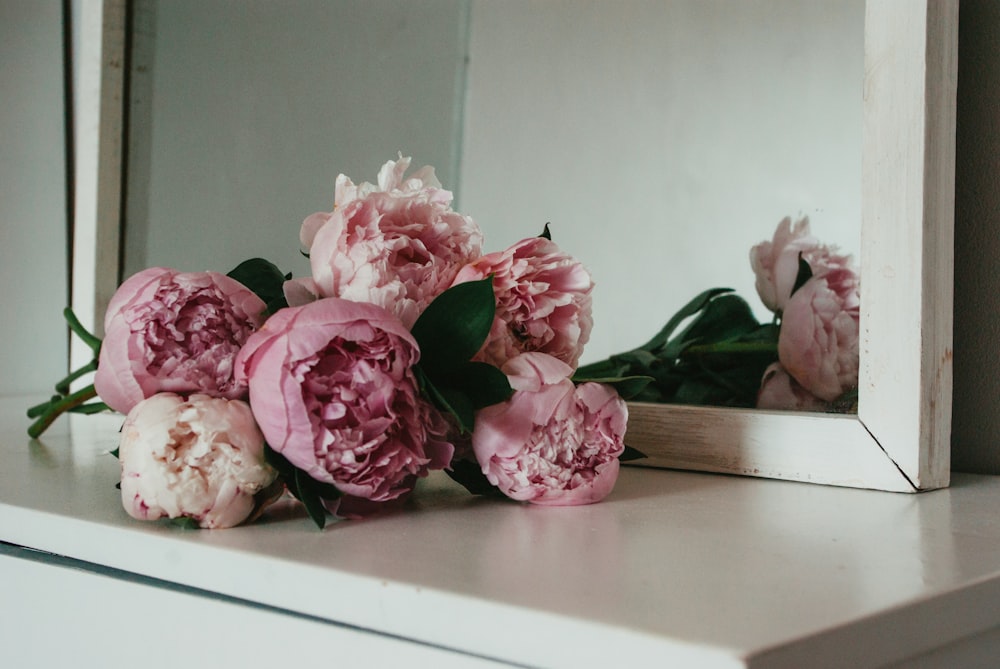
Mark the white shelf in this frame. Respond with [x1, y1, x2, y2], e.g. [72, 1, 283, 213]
[3, 396, 1000, 668]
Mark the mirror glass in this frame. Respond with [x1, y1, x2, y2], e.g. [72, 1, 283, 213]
[124, 0, 864, 367]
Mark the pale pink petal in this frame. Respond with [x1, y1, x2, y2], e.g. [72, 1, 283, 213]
[755, 363, 831, 411]
[452, 237, 593, 369]
[778, 269, 860, 401]
[118, 393, 277, 529]
[472, 353, 625, 506]
[302, 157, 481, 328]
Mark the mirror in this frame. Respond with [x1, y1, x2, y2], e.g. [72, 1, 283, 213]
[72, 0, 956, 493]
[122, 0, 864, 365]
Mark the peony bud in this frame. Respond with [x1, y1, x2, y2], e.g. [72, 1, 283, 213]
[119, 393, 279, 529]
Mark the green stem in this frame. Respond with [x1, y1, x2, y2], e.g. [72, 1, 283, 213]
[27, 395, 62, 418]
[67, 401, 110, 415]
[28, 384, 99, 439]
[63, 307, 102, 355]
[54, 359, 98, 395]
[683, 341, 779, 357]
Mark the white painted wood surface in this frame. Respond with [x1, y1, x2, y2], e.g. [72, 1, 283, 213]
[3, 397, 1000, 668]
[70, 0, 125, 370]
[0, 549, 506, 669]
[858, 0, 957, 490]
[628, 0, 957, 493]
[626, 404, 915, 492]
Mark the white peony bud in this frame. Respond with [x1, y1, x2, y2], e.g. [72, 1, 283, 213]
[119, 393, 278, 529]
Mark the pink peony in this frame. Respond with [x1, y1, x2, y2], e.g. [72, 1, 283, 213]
[472, 352, 625, 506]
[750, 216, 855, 313]
[234, 297, 453, 504]
[777, 268, 860, 402]
[755, 362, 831, 412]
[451, 236, 594, 369]
[118, 393, 279, 529]
[94, 267, 267, 415]
[300, 156, 483, 328]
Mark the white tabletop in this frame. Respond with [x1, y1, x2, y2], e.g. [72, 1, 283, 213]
[2, 396, 1000, 668]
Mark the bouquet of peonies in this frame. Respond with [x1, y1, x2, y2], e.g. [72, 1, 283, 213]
[28, 156, 859, 530]
[28, 156, 639, 529]
[575, 216, 861, 412]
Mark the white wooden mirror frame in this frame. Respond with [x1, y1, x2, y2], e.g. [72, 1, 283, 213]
[70, 0, 957, 493]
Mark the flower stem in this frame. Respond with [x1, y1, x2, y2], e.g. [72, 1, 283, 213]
[27, 395, 62, 418]
[54, 359, 98, 395]
[63, 307, 102, 355]
[28, 384, 99, 439]
[67, 401, 110, 415]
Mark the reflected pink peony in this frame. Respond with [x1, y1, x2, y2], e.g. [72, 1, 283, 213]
[235, 297, 453, 504]
[451, 236, 594, 369]
[756, 362, 831, 412]
[300, 156, 483, 327]
[94, 267, 267, 415]
[472, 353, 625, 506]
[750, 216, 855, 313]
[778, 268, 860, 401]
[119, 393, 279, 529]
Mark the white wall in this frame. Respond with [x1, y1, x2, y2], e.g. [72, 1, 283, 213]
[459, 0, 863, 363]
[0, 0, 69, 396]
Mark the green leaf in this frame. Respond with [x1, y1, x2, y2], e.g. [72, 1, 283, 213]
[170, 517, 200, 530]
[661, 294, 761, 360]
[611, 349, 658, 370]
[569, 375, 653, 401]
[227, 258, 289, 314]
[419, 362, 513, 434]
[416, 368, 469, 431]
[410, 278, 512, 434]
[638, 288, 734, 353]
[295, 469, 330, 530]
[436, 384, 477, 434]
[539, 222, 552, 240]
[445, 458, 504, 496]
[831, 387, 859, 414]
[265, 445, 341, 529]
[619, 445, 647, 462]
[440, 362, 514, 410]
[410, 277, 496, 373]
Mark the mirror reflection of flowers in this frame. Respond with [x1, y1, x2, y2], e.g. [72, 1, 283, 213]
[751, 217, 860, 411]
[28, 155, 642, 530]
[574, 216, 860, 413]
